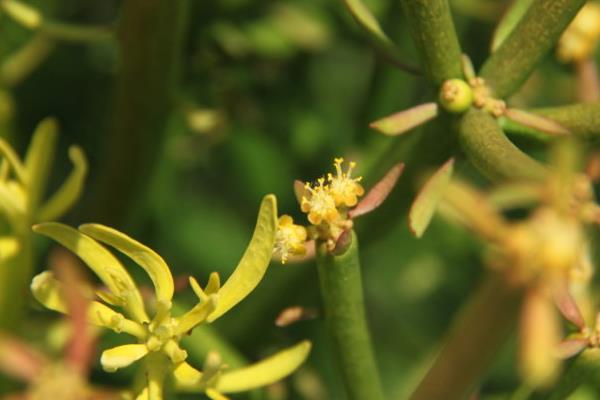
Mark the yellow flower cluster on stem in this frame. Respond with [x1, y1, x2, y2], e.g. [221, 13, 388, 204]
[30, 195, 311, 400]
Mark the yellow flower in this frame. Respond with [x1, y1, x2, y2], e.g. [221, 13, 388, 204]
[274, 215, 307, 264]
[30, 195, 311, 400]
[557, 2, 600, 63]
[327, 157, 364, 207]
[301, 177, 339, 225]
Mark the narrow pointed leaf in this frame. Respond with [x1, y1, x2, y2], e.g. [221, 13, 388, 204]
[408, 158, 454, 238]
[101, 344, 148, 372]
[173, 361, 203, 387]
[24, 117, 58, 207]
[79, 223, 174, 304]
[461, 54, 476, 81]
[332, 229, 352, 256]
[207, 194, 278, 322]
[0, 236, 19, 261]
[205, 272, 220, 295]
[37, 146, 87, 221]
[175, 295, 218, 335]
[0, 0, 42, 29]
[504, 108, 570, 137]
[217, 341, 311, 393]
[349, 162, 404, 218]
[370, 103, 438, 136]
[556, 337, 589, 359]
[553, 284, 585, 329]
[0, 139, 26, 183]
[32, 223, 148, 323]
[491, 0, 534, 51]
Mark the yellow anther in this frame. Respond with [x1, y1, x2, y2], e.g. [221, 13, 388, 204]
[274, 215, 307, 264]
[327, 158, 365, 207]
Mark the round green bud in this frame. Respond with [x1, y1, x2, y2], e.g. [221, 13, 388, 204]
[438, 79, 473, 114]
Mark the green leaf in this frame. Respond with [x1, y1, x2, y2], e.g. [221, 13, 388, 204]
[24, 117, 58, 209]
[408, 158, 454, 238]
[207, 194, 278, 322]
[0, 139, 26, 184]
[370, 103, 438, 136]
[37, 146, 87, 221]
[504, 108, 570, 137]
[217, 341, 311, 393]
[79, 223, 174, 304]
[32, 223, 148, 323]
[491, 0, 534, 52]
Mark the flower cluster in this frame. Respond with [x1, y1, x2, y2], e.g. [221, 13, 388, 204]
[30, 195, 311, 400]
[557, 2, 600, 63]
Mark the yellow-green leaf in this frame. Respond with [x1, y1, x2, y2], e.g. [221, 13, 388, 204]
[0, 139, 26, 184]
[24, 117, 58, 208]
[0, 182, 25, 225]
[31, 271, 67, 312]
[0, 0, 42, 29]
[32, 222, 148, 323]
[37, 146, 87, 221]
[217, 341, 311, 393]
[408, 158, 454, 238]
[207, 194, 278, 322]
[0, 236, 19, 261]
[79, 223, 174, 304]
[101, 344, 148, 372]
[370, 103, 438, 136]
[173, 361, 203, 387]
[175, 295, 217, 335]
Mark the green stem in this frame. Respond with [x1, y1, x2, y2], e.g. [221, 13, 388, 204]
[88, 0, 189, 227]
[532, 102, 600, 140]
[459, 109, 547, 182]
[0, 230, 33, 330]
[410, 272, 523, 400]
[536, 349, 600, 400]
[480, 0, 586, 98]
[316, 231, 384, 400]
[399, 0, 462, 86]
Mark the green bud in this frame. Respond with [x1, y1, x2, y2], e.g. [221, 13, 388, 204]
[439, 79, 473, 114]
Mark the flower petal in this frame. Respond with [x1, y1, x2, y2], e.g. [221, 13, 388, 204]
[408, 158, 454, 238]
[32, 223, 148, 322]
[101, 344, 148, 372]
[37, 145, 87, 221]
[79, 223, 174, 304]
[217, 341, 311, 393]
[207, 194, 277, 322]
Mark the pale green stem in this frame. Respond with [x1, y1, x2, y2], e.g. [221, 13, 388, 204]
[480, 0, 586, 98]
[145, 352, 168, 400]
[410, 272, 523, 400]
[459, 108, 547, 182]
[399, 0, 463, 86]
[316, 231, 384, 400]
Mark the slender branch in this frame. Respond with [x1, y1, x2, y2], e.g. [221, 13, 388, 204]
[399, 0, 463, 86]
[459, 109, 547, 182]
[533, 102, 600, 140]
[480, 0, 586, 99]
[316, 231, 384, 400]
[88, 0, 189, 227]
[410, 272, 523, 400]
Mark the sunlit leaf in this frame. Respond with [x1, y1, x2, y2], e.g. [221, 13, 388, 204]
[100, 344, 148, 372]
[207, 194, 278, 322]
[37, 146, 87, 221]
[0, 0, 42, 29]
[175, 295, 218, 335]
[24, 117, 58, 207]
[408, 158, 454, 238]
[79, 223, 174, 304]
[32, 223, 148, 323]
[217, 341, 311, 393]
[491, 0, 534, 52]
[370, 103, 438, 136]
[350, 162, 404, 218]
[504, 108, 570, 137]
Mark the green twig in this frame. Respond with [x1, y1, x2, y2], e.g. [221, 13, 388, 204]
[316, 231, 384, 400]
[89, 0, 189, 227]
[480, 0, 586, 98]
[410, 272, 523, 400]
[459, 109, 547, 181]
[533, 102, 600, 140]
[535, 350, 600, 400]
[399, 0, 462, 86]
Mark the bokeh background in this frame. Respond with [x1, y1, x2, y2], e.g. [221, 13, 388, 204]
[1, 0, 598, 398]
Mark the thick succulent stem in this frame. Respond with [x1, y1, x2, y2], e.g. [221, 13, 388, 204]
[399, 0, 463, 86]
[410, 272, 523, 400]
[89, 0, 189, 227]
[459, 108, 547, 182]
[316, 231, 384, 400]
[480, 0, 586, 98]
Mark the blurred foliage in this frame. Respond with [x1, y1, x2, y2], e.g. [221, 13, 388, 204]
[2, 0, 600, 398]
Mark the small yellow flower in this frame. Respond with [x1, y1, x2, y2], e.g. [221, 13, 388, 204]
[327, 158, 365, 207]
[557, 2, 600, 63]
[301, 177, 339, 225]
[274, 215, 307, 264]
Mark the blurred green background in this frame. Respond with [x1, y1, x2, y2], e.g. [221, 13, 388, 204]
[2, 0, 599, 398]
